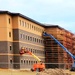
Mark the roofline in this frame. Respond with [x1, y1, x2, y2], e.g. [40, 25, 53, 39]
[0, 10, 45, 27]
[0, 10, 74, 34]
[44, 25, 74, 34]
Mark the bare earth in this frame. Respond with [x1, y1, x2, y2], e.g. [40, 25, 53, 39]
[0, 69, 36, 75]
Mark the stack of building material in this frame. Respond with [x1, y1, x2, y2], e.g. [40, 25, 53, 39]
[38, 69, 71, 75]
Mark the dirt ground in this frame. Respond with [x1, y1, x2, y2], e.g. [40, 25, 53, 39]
[0, 69, 36, 75]
[64, 70, 75, 75]
[0, 69, 75, 75]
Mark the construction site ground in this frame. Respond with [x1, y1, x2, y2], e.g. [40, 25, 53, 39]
[0, 69, 75, 75]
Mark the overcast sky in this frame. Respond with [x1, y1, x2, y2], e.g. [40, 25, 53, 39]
[0, 0, 75, 33]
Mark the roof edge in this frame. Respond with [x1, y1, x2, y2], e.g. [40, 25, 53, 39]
[0, 10, 45, 27]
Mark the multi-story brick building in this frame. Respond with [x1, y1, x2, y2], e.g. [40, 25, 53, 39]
[0, 11, 75, 69]
[0, 11, 45, 69]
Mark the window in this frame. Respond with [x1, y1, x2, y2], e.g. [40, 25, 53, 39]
[24, 22, 26, 27]
[36, 61, 37, 63]
[34, 61, 35, 63]
[33, 37, 34, 41]
[10, 45, 12, 50]
[21, 60, 23, 64]
[10, 60, 12, 64]
[37, 27, 39, 31]
[20, 20, 21, 25]
[28, 36, 29, 40]
[30, 24, 31, 29]
[41, 40, 42, 43]
[26, 35, 27, 40]
[24, 60, 26, 64]
[30, 37, 32, 41]
[22, 21, 24, 26]
[23, 34, 25, 39]
[29, 60, 30, 65]
[34, 49, 36, 53]
[9, 18, 10, 24]
[35, 38, 36, 42]
[36, 27, 38, 31]
[31, 61, 33, 64]
[20, 34, 22, 38]
[9, 32, 11, 37]
[27, 23, 29, 28]
[39, 39, 40, 43]
[32, 25, 33, 29]
[34, 26, 35, 30]
[33, 49, 34, 53]
[26, 60, 28, 64]
[37, 39, 38, 42]
[31, 49, 32, 52]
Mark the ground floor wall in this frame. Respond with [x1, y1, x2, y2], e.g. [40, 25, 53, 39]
[0, 41, 13, 69]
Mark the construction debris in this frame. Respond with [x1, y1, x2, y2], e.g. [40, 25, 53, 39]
[38, 69, 71, 75]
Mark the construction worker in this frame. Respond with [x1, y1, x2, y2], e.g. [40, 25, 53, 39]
[20, 47, 25, 55]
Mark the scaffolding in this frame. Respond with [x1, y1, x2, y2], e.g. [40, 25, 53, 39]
[45, 27, 74, 69]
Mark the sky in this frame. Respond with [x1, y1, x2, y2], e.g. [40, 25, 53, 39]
[0, 0, 75, 33]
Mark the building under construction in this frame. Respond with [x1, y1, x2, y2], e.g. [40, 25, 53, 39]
[0, 11, 75, 69]
[44, 26, 75, 69]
